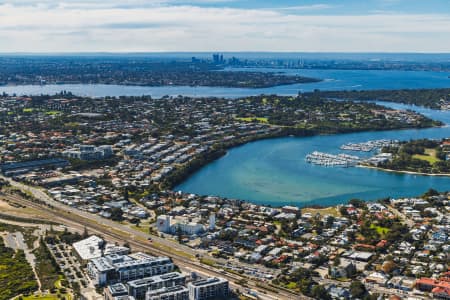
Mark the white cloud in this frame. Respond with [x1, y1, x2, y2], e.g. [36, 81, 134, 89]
[279, 4, 335, 11]
[0, 2, 449, 52]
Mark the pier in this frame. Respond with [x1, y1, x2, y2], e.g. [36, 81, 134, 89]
[305, 151, 361, 167]
[340, 139, 399, 152]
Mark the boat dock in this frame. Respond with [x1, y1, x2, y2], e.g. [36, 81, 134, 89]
[340, 139, 399, 152]
[306, 151, 362, 167]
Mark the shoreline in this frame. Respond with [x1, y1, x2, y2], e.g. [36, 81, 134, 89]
[358, 164, 450, 177]
[0, 77, 321, 90]
[165, 120, 443, 190]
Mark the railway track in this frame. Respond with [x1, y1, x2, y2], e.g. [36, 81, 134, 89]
[4, 193, 308, 300]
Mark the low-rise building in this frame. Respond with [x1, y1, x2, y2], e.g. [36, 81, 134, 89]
[127, 272, 186, 300]
[73, 235, 129, 263]
[88, 253, 174, 286]
[156, 215, 205, 235]
[104, 283, 130, 300]
[146, 286, 189, 300]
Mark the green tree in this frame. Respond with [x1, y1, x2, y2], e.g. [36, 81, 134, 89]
[311, 285, 331, 300]
[110, 208, 123, 221]
[350, 280, 367, 299]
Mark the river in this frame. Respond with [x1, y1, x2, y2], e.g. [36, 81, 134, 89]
[2, 68, 450, 207]
[176, 102, 450, 207]
[1, 69, 450, 98]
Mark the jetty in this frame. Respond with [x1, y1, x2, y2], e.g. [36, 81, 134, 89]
[306, 151, 361, 167]
[340, 139, 399, 152]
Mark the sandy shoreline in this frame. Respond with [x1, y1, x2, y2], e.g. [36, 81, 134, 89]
[358, 164, 450, 177]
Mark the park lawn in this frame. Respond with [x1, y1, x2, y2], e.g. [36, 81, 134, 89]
[370, 224, 390, 236]
[412, 148, 441, 164]
[45, 111, 61, 115]
[285, 282, 298, 289]
[54, 275, 66, 289]
[22, 293, 71, 300]
[302, 206, 341, 218]
[22, 295, 59, 300]
[235, 117, 269, 123]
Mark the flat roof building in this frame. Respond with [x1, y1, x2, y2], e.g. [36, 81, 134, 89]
[188, 277, 229, 300]
[127, 272, 186, 300]
[105, 283, 129, 300]
[146, 286, 189, 300]
[88, 252, 174, 286]
[73, 235, 129, 263]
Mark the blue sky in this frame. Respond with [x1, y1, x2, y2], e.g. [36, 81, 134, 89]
[0, 0, 449, 52]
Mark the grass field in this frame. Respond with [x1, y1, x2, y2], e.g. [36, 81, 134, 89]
[200, 257, 216, 267]
[370, 224, 390, 236]
[45, 111, 61, 116]
[22, 293, 71, 300]
[130, 220, 152, 234]
[22, 295, 59, 300]
[54, 275, 65, 289]
[412, 148, 441, 164]
[235, 117, 269, 123]
[285, 282, 298, 289]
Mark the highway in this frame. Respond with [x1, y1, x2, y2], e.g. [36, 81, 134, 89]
[1, 176, 309, 300]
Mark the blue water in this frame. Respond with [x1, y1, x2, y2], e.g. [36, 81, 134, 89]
[176, 102, 450, 207]
[3, 68, 450, 207]
[1, 69, 450, 98]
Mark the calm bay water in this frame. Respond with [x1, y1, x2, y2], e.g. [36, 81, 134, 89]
[176, 103, 450, 207]
[1, 69, 450, 98]
[2, 68, 450, 207]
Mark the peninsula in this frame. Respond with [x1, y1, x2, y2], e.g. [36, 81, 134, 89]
[365, 138, 450, 175]
[0, 56, 320, 88]
[308, 88, 450, 110]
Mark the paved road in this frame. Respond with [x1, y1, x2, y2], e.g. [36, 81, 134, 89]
[387, 205, 415, 227]
[2, 177, 307, 300]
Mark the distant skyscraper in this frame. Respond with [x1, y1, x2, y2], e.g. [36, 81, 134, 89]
[209, 213, 216, 231]
[212, 54, 224, 64]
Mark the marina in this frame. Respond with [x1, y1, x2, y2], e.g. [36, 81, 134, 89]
[340, 139, 399, 152]
[305, 151, 362, 167]
[176, 100, 450, 207]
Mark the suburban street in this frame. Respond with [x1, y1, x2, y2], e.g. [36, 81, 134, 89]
[1, 176, 308, 300]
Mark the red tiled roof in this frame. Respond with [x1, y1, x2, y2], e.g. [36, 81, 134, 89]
[417, 278, 450, 290]
[432, 286, 450, 296]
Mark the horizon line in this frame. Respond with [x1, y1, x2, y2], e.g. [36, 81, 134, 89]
[1, 51, 450, 55]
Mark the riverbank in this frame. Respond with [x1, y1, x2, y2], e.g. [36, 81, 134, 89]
[164, 121, 443, 190]
[358, 164, 450, 177]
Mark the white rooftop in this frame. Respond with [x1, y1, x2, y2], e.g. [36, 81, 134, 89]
[73, 235, 129, 260]
[73, 235, 104, 260]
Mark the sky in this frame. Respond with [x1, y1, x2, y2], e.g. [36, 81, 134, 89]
[0, 0, 450, 52]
